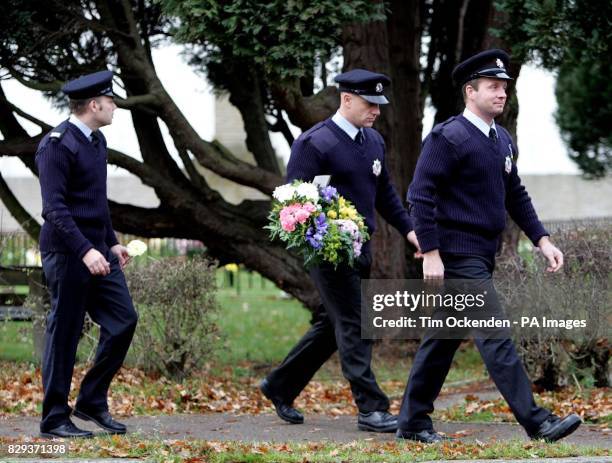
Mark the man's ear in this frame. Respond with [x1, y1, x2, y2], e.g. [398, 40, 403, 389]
[343, 93, 352, 108]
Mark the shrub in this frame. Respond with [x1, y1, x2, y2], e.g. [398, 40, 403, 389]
[125, 256, 221, 380]
[496, 224, 611, 389]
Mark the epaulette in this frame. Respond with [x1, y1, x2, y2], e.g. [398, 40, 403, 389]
[432, 116, 470, 146]
[56, 121, 79, 154]
[47, 121, 69, 143]
[307, 123, 339, 154]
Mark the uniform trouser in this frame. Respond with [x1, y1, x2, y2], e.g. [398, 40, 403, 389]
[397, 253, 550, 436]
[265, 253, 390, 413]
[40, 250, 138, 431]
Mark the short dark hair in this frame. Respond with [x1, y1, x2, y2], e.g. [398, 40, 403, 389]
[68, 97, 95, 115]
[461, 78, 480, 100]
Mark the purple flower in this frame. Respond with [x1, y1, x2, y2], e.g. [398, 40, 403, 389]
[306, 226, 323, 249]
[315, 213, 328, 233]
[305, 213, 328, 249]
[320, 186, 338, 203]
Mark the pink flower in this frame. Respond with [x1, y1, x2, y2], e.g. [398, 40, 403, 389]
[279, 203, 316, 232]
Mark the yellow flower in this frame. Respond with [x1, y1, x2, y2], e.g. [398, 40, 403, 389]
[338, 197, 346, 208]
[327, 210, 337, 219]
[225, 263, 239, 272]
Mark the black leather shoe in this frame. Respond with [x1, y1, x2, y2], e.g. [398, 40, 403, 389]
[530, 413, 582, 442]
[40, 421, 94, 439]
[396, 428, 453, 443]
[259, 378, 304, 424]
[358, 411, 398, 433]
[73, 409, 127, 434]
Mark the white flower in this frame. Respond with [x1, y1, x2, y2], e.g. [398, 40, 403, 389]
[296, 182, 320, 202]
[272, 184, 297, 202]
[372, 159, 382, 177]
[126, 239, 148, 257]
[333, 219, 360, 238]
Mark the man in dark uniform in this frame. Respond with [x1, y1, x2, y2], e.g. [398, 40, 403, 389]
[396, 49, 581, 443]
[260, 69, 421, 433]
[36, 70, 138, 438]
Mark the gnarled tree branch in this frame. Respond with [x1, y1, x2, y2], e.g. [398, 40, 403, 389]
[0, 172, 40, 240]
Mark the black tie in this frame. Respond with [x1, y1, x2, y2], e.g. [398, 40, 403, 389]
[489, 127, 498, 142]
[91, 131, 100, 146]
[355, 130, 364, 145]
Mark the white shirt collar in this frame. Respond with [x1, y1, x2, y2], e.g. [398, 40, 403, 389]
[462, 108, 496, 137]
[68, 114, 94, 141]
[332, 111, 362, 141]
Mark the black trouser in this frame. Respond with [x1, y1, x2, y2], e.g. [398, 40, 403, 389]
[397, 253, 550, 435]
[265, 253, 389, 413]
[40, 250, 138, 431]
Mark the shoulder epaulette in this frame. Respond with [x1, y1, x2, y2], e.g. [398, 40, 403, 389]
[307, 122, 339, 155]
[433, 116, 470, 146]
[47, 120, 69, 143]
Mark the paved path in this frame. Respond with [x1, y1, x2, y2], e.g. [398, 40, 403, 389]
[1, 414, 609, 448]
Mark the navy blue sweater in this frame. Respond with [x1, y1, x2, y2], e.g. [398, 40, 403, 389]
[287, 118, 412, 254]
[36, 120, 118, 259]
[408, 115, 548, 256]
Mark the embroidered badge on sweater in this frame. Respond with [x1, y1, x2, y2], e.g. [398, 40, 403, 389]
[372, 159, 382, 176]
[505, 144, 513, 173]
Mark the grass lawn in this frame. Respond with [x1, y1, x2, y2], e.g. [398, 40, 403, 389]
[0, 269, 498, 386]
[212, 270, 487, 385]
[0, 320, 34, 363]
[0, 435, 608, 462]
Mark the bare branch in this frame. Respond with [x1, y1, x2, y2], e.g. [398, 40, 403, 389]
[270, 80, 338, 130]
[7, 102, 52, 132]
[174, 145, 220, 201]
[108, 201, 188, 238]
[5, 68, 62, 93]
[115, 94, 160, 109]
[0, 83, 30, 139]
[267, 107, 295, 147]
[106, 148, 163, 187]
[0, 172, 41, 241]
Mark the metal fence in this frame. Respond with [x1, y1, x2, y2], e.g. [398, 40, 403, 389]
[1, 216, 610, 267]
[0, 232, 205, 267]
[542, 216, 612, 232]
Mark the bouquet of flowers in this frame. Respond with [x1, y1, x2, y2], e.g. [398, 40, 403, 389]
[266, 181, 370, 268]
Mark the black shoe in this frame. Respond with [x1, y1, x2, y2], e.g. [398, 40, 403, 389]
[73, 409, 127, 434]
[40, 420, 94, 439]
[396, 428, 453, 443]
[259, 378, 304, 424]
[530, 413, 582, 442]
[358, 411, 398, 433]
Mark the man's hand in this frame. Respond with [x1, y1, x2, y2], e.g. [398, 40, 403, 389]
[110, 244, 131, 270]
[407, 231, 423, 258]
[423, 249, 444, 280]
[538, 236, 564, 273]
[82, 248, 111, 276]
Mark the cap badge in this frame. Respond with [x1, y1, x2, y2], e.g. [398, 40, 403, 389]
[496, 58, 505, 69]
[375, 82, 383, 93]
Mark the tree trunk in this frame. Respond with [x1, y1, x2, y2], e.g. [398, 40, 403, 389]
[484, 4, 524, 259]
[341, 17, 405, 278]
[387, 0, 423, 272]
[428, 0, 494, 124]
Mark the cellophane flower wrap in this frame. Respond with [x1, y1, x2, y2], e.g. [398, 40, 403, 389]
[266, 181, 370, 268]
